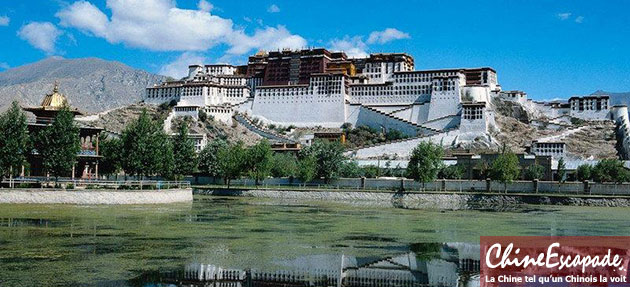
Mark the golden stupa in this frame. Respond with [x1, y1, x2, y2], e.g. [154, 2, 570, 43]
[23, 82, 83, 124]
[40, 82, 70, 110]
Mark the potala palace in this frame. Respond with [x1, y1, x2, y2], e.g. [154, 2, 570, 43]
[144, 48, 630, 162]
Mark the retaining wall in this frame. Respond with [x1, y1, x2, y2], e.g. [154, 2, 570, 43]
[0, 189, 193, 204]
[197, 188, 630, 208]
[191, 176, 630, 196]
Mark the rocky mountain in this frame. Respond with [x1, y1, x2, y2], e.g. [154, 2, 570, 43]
[0, 57, 165, 113]
[592, 90, 630, 107]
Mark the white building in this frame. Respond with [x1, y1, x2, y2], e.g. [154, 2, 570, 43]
[460, 102, 488, 133]
[499, 90, 527, 103]
[530, 140, 567, 159]
[569, 95, 610, 120]
[146, 64, 251, 123]
[362, 53, 414, 84]
[146, 52, 501, 140]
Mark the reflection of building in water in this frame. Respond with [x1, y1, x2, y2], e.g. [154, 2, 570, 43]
[136, 242, 480, 287]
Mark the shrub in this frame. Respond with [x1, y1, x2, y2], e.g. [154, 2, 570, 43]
[576, 164, 592, 181]
[270, 153, 298, 178]
[592, 159, 630, 183]
[198, 109, 208, 122]
[439, 165, 464, 179]
[339, 161, 362, 178]
[570, 117, 585, 126]
[361, 165, 380, 178]
[523, 164, 545, 180]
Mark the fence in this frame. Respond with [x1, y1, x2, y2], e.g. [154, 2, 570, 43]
[190, 176, 630, 196]
[1, 177, 190, 190]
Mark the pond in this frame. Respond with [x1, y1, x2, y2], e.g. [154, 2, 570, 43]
[0, 195, 628, 286]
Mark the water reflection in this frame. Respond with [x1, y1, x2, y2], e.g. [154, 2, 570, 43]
[131, 242, 480, 287]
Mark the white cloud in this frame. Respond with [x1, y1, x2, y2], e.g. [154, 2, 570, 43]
[17, 22, 63, 54]
[0, 62, 9, 70]
[197, 0, 213, 12]
[329, 28, 409, 58]
[367, 28, 410, 44]
[329, 36, 368, 58]
[56, 0, 305, 55]
[57, 1, 109, 37]
[159, 52, 208, 78]
[267, 4, 280, 13]
[557, 12, 571, 20]
[575, 16, 584, 23]
[0, 16, 9, 26]
[226, 25, 306, 55]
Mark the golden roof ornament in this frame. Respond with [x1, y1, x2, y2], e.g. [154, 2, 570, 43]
[40, 81, 69, 109]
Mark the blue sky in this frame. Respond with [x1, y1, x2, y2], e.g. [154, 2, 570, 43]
[0, 0, 629, 100]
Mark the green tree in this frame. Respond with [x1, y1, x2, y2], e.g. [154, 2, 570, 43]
[339, 160, 362, 178]
[439, 164, 464, 179]
[576, 164, 592, 181]
[198, 139, 228, 178]
[475, 160, 491, 180]
[98, 135, 123, 177]
[557, 157, 566, 183]
[172, 123, 197, 180]
[246, 140, 273, 185]
[270, 153, 298, 178]
[406, 141, 444, 189]
[216, 141, 247, 188]
[198, 109, 208, 122]
[121, 110, 172, 178]
[300, 140, 345, 183]
[382, 160, 393, 177]
[35, 107, 80, 181]
[297, 155, 317, 184]
[523, 164, 545, 180]
[489, 151, 520, 192]
[592, 159, 630, 183]
[385, 129, 407, 141]
[361, 165, 380, 178]
[160, 140, 175, 179]
[0, 101, 29, 185]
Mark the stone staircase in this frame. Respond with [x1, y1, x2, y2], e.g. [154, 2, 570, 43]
[163, 109, 175, 133]
[387, 104, 414, 115]
[233, 112, 296, 144]
[361, 105, 443, 134]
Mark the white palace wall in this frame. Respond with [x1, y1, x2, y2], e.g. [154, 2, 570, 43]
[251, 92, 346, 127]
[423, 115, 461, 131]
[251, 75, 348, 127]
[390, 106, 414, 121]
[570, 109, 610, 121]
[345, 105, 421, 136]
[461, 86, 492, 103]
[348, 85, 428, 105]
[610, 106, 630, 159]
[427, 81, 462, 121]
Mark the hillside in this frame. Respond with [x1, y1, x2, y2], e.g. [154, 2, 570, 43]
[77, 103, 262, 145]
[0, 57, 165, 113]
[491, 97, 619, 159]
[592, 90, 630, 106]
